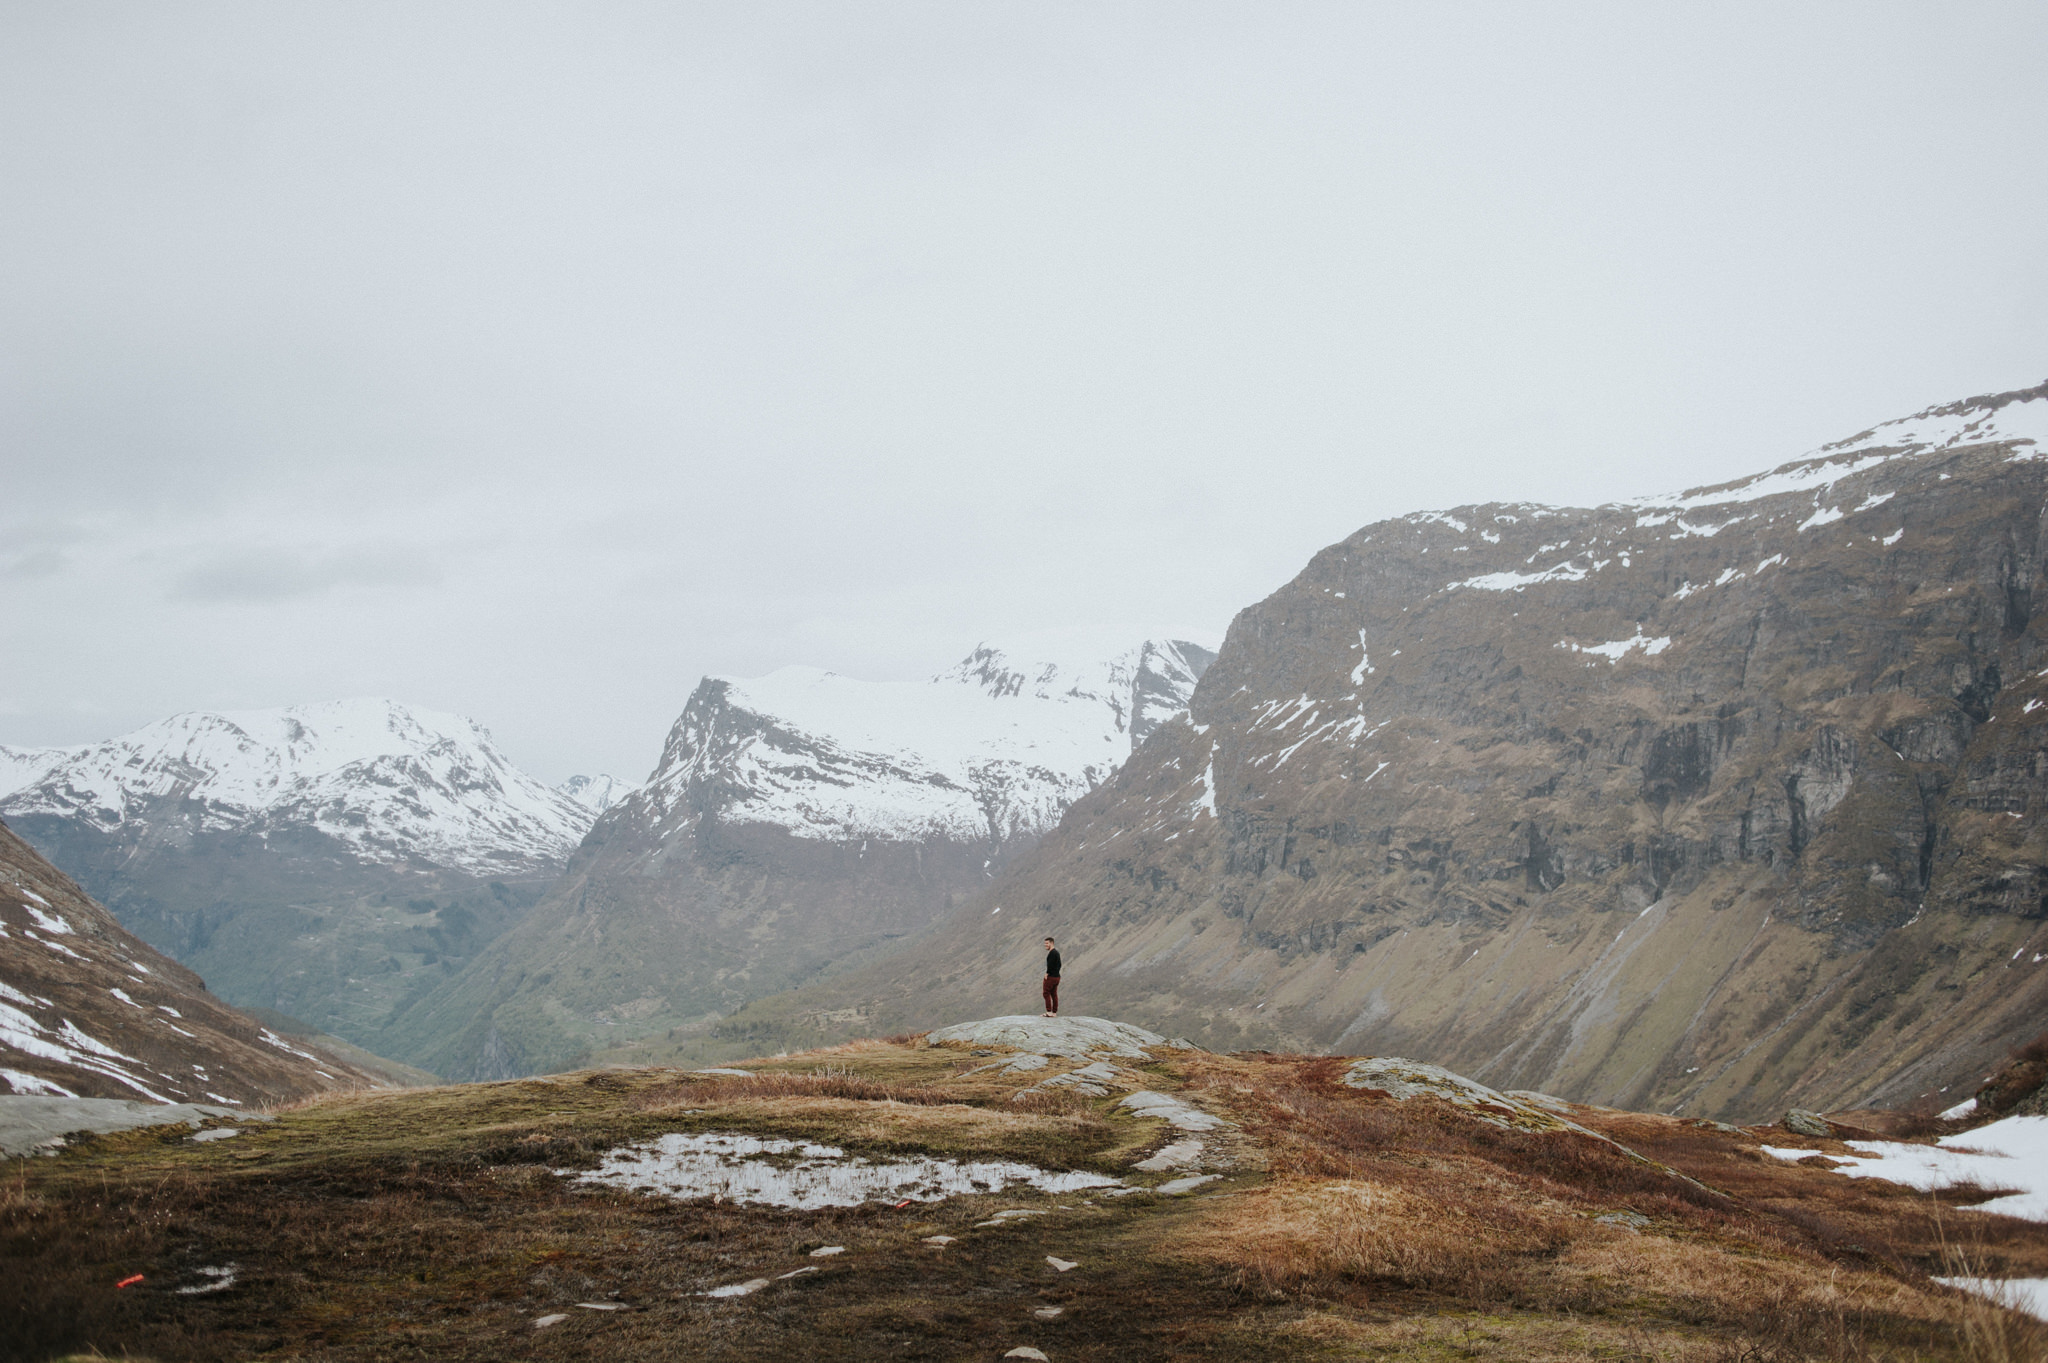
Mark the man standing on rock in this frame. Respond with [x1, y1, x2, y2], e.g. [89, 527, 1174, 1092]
[1042, 937, 1061, 1017]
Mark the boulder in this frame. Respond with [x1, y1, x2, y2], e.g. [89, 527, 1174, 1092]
[1780, 1109, 1834, 1138]
[927, 1015, 1169, 1060]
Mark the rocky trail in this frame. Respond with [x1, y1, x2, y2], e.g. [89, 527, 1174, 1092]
[7, 1017, 2048, 1360]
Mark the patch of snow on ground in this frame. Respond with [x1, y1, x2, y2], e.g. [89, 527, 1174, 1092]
[1798, 503, 1846, 532]
[21, 903, 71, 935]
[570, 1132, 1122, 1209]
[1934, 1276, 2048, 1324]
[1, 1067, 77, 1097]
[1762, 1115, 2048, 1220]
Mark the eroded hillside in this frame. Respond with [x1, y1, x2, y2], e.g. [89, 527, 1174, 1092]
[0, 817, 378, 1106]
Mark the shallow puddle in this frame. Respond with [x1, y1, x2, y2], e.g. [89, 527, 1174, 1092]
[567, 1131, 1123, 1209]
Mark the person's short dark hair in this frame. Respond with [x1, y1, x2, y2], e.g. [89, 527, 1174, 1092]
[1044, 936, 1055, 944]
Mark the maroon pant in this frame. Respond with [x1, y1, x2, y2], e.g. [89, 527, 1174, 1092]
[1042, 975, 1059, 1014]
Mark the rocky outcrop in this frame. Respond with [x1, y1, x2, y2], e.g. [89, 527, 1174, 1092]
[391, 642, 1214, 1079]
[0, 816, 378, 1105]
[744, 381, 2048, 1122]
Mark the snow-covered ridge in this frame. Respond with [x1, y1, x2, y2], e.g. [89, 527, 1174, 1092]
[1634, 379, 2047, 516]
[0, 698, 595, 874]
[633, 640, 1214, 848]
[558, 773, 629, 814]
[1381, 380, 2048, 602]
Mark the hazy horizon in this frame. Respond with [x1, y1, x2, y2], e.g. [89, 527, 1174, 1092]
[5, 3, 2045, 781]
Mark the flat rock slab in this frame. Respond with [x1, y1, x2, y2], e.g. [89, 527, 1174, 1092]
[1133, 1138, 1205, 1172]
[928, 1016, 1170, 1061]
[1118, 1090, 1229, 1132]
[0, 1096, 257, 1158]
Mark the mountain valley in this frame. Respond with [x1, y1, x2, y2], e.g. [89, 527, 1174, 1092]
[714, 381, 2048, 1124]
[386, 640, 1214, 1079]
[0, 699, 601, 1067]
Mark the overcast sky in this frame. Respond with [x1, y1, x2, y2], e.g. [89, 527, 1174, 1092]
[3, 3, 2045, 781]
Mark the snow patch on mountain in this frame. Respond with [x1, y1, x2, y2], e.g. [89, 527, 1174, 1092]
[0, 699, 594, 874]
[558, 773, 629, 813]
[1634, 380, 2048, 517]
[0, 746, 63, 801]
[633, 640, 1214, 849]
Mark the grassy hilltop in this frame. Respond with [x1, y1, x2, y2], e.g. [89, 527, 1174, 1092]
[8, 1025, 2048, 1362]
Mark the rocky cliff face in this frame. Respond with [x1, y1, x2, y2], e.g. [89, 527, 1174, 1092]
[0, 816, 377, 1104]
[393, 640, 1213, 1079]
[746, 381, 2048, 1122]
[0, 699, 593, 1064]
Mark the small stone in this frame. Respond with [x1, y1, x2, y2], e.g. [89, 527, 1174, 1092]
[809, 1245, 846, 1257]
[1045, 1256, 1078, 1271]
[922, 1235, 957, 1246]
[1594, 1210, 1650, 1231]
[533, 1313, 568, 1329]
[189, 1128, 241, 1143]
[1004, 1349, 1051, 1360]
[1034, 1306, 1064, 1319]
[1781, 1109, 1834, 1138]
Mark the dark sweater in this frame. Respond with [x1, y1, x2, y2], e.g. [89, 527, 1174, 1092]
[1045, 949, 1061, 979]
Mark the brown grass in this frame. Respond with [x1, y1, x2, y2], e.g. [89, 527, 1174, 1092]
[11, 1042, 2048, 1361]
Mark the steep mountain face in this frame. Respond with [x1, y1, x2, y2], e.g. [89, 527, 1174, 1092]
[747, 381, 2048, 1122]
[0, 699, 595, 1064]
[392, 640, 1213, 1079]
[0, 816, 378, 1104]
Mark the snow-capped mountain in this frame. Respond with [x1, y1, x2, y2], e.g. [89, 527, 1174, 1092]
[634, 639, 1215, 850]
[388, 638, 1214, 1080]
[1, 698, 596, 874]
[0, 745, 62, 800]
[557, 773, 629, 814]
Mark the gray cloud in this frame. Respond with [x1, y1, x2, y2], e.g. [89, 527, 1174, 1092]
[169, 546, 442, 603]
[1, 549, 66, 580]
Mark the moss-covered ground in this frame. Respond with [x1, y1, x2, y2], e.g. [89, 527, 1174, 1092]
[6, 1039, 2046, 1361]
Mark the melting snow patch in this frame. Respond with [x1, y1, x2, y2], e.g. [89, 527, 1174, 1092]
[176, 1265, 238, 1295]
[569, 1132, 1122, 1209]
[1935, 1276, 2048, 1324]
[1, 1068, 76, 1097]
[1762, 1115, 2048, 1220]
[21, 902, 72, 935]
[1798, 503, 1846, 532]
[1453, 560, 1593, 592]
[1942, 1097, 1980, 1121]
[1884, 528, 1905, 545]
[1557, 633, 1673, 664]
